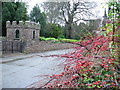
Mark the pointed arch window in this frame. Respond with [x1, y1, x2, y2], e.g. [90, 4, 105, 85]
[15, 30, 20, 39]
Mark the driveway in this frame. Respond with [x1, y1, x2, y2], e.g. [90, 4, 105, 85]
[1, 49, 74, 88]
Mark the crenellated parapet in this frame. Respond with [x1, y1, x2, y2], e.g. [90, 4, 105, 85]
[6, 20, 40, 41]
[6, 21, 40, 30]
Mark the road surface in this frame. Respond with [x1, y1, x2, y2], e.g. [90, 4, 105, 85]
[1, 49, 74, 88]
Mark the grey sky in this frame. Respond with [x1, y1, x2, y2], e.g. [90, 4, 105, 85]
[26, 0, 109, 18]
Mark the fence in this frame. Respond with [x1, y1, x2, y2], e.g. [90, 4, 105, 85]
[2, 40, 25, 54]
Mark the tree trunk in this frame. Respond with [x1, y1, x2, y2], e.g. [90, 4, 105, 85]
[65, 23, 73, 39]
[68, 25, 72, 39]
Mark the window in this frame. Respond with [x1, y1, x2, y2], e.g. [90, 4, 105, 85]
[17, 21, 19, 24]
[33, 31, 35, 39]
[15, 30, 20, 39]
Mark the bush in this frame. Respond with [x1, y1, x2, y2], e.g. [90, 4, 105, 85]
[45, 23, 62, 38]
[37, 34, 120, 89]
[39, 37, 46, 41]
[45, 37, 58, 41]
[59, 38, 79, 43]
[57, 34, 65, 39]
[39, 37, 79, 43]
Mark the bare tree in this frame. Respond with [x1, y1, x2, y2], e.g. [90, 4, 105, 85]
[41, 0, 96, 38]
[41, 2, 61, 24]
[60, 0, 96, 38]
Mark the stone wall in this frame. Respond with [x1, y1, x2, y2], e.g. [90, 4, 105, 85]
[2, 40, 24, 54]
[1, 40, 77, 54]
[24, 41, 77, 53]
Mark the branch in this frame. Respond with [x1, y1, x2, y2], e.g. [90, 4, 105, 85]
[61, 7, 68, 23]
[73, 18, 89, 23]
[71, 2, 80, 14]
[38, 78, 54, 88]
[80, 23, 94, 38]
[72, 42, 92, 54]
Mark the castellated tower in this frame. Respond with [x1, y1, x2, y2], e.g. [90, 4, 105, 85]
[6, 21, 40, 41]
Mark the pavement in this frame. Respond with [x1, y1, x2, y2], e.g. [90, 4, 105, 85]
[1, 49, 74, 63]
[0, 49, 74, 88]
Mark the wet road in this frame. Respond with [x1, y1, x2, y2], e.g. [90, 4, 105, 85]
[1, 49, 73, 88]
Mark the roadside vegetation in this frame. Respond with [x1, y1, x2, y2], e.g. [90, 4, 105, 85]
[2, 0, 120, 89]
[39, 37, 79, 43]
[35, 1, 120, 89]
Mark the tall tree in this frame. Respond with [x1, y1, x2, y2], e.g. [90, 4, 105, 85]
[60, 1, 96, 38]
[41, 2, 61, 24]
[41, 0, 96, 38]
[15, 2, 27, 22]
[2, 2, 28, 36]
[29, 4, 46, 36]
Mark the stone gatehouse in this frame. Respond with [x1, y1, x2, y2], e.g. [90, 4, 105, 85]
[3, 21, 75, 54]
[2, 21, 41, 54]
[6, 21, 40, 41]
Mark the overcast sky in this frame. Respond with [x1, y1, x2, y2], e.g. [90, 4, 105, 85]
[26, 0, 109, 19]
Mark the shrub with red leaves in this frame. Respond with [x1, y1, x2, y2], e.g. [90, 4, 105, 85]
[34, 32, 120, 89]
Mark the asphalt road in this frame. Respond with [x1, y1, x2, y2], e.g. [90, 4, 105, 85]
[1, 49, 74, 88]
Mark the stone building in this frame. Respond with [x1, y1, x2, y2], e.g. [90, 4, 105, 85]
[2, 21, 41, 54]
[3, 21, 75, 54]
[6, 21, 40, 41]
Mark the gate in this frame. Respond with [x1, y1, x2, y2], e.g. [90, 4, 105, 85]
[2, 41, 25, 54]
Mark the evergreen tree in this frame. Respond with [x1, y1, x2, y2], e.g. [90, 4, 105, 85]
[29, 4, 46, 36]
[2, 2, 28, 36]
